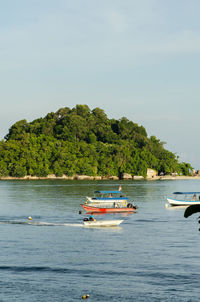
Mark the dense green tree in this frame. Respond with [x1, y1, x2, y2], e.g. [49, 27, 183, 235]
[0, 160, 9, 176]
[12, 164, 27, 178]
[0, 105, 193, 178]
[92, 107, 107, 121]
[75, 104, 90, 118]
[5, 120, 29, 140]
[178, 162, 193, 176]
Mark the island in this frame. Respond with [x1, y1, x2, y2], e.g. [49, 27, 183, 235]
[0, 105, 193, 180]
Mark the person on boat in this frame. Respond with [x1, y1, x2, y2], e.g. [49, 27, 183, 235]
[192, 194, 197, 201]
[89, 215, 95, 221]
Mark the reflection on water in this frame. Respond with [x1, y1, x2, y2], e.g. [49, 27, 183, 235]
[165, 203, 188, 210]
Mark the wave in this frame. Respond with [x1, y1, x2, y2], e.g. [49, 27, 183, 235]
[0, 265, 198, 285]
[0, 265, 116, 276]
[0, 266, 84, 274]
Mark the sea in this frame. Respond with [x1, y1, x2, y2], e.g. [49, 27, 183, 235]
[0, 179, 200, 302]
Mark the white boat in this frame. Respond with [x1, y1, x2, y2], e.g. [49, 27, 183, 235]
[86, 190, 129, 204]
[83, 219, 123, 227]
[167, 192, 200, 206]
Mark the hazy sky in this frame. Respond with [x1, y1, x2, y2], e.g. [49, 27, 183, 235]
[1, 0, 200, 168]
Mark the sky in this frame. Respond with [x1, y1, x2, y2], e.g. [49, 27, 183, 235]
[0, 0, 200, 168]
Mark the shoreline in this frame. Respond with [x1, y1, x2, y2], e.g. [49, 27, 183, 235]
[1, 174, 200, 181]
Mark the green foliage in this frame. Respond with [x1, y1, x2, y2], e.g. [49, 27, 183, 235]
[0, 160, 9, 177]
[12, 164, 27, 178]
[0, 105, 192, 178]
[178, 162, 193, 176]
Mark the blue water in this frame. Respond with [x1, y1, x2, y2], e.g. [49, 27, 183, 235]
[0, 180, 200, 301]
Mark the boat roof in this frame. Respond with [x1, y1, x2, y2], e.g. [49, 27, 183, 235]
[94, 190, 122, 194]
[173, 192, 200, 194]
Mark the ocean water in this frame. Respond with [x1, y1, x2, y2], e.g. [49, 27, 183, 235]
[0, 179, 199, 301]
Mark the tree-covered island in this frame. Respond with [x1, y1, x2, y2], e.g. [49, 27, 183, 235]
[0, 105, 193, 178]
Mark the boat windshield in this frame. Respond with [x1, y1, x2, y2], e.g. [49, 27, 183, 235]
[94, 191, 124, 197]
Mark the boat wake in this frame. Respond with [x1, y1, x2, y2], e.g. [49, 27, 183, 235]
[0, 220, 122, 230]
[0, 220, 83, 227]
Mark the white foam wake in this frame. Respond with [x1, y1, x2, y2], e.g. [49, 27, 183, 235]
[0, 220, 83, 227]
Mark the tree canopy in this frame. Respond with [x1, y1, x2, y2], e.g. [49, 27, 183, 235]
[0, 105, 193, 178]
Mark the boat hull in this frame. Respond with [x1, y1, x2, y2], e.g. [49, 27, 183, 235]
[83, 220, 123, 227]
[81, 204, 135, 213]
[167, 198, 200, 206]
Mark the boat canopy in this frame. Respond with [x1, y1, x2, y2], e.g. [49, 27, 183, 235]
[173, 192, 200, 195]
[94, 190, 122, 194]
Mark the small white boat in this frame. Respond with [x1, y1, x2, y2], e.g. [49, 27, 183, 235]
[86, 189, 129, 204]
[83, 219, 123, 227]
[167, 192, 200, 206]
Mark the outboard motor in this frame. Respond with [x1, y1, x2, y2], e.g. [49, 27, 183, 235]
[127, 203, 133, 208]
[127, 203, 138, 209]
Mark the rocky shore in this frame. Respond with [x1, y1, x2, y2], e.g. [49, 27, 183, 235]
[0, 174, 200, 181]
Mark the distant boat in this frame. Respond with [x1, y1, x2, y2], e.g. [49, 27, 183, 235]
[81, 203, 137, 214]
[167, 192, 200, 206]
[86, 190, 129, 204]
[83, 219, 123, 227]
